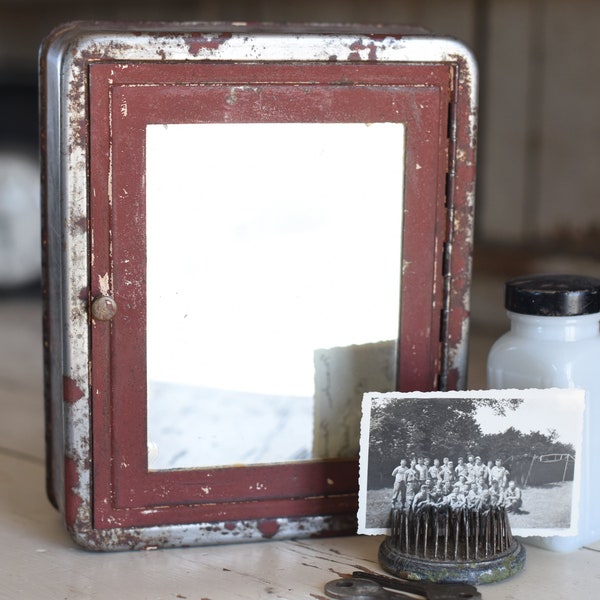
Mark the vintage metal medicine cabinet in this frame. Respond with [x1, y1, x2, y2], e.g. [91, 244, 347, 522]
[41, 22, 477, 550]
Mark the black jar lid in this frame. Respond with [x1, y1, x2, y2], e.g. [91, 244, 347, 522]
[505, 274, 600, 316]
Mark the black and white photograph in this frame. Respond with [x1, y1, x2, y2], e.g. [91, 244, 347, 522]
[358, 389, 585, 538]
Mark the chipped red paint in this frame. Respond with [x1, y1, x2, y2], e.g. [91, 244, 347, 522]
[63, 376, 85, 403]
[185, 31, 233, 56]
[64, 456, 83, 528]
[258, 519, 281, 539]
[348, 39, 378, 61]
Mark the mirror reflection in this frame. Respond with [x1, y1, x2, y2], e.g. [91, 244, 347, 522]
[146, 122, 405, 470]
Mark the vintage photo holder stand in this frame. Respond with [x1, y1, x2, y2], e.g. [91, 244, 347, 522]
[41, 22, 477, 550]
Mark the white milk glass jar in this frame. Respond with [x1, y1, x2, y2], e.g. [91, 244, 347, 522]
[487, 273, 600, 552]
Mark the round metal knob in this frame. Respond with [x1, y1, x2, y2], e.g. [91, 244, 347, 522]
[91, 296, 118, 321]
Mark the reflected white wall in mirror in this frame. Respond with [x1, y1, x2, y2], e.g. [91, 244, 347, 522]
[146, 122, 405, 470]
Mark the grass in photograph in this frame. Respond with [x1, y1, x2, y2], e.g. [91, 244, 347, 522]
[364, 481, 573, 531]
[509, 481, 572, 529]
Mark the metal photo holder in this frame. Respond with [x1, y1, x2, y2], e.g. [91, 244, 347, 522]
[380, 501, 525, 584]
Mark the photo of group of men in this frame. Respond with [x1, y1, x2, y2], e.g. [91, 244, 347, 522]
[391, 454, 524, 514]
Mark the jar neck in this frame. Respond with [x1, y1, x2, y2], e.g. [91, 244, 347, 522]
[507, 311, 600, 341]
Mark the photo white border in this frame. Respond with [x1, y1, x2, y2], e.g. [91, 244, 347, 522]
[358, 389, 585, 538]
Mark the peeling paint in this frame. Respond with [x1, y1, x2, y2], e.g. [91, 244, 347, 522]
[185, 32, 234, 57]
[258, 519, 280, 539]
[98, 272, 110, 296]
[63, 376, 84, 403]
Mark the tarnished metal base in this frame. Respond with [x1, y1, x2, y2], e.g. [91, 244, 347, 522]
[379, 537, 526, 585]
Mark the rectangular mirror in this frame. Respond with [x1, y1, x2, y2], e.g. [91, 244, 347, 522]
[146, 122, 404, 469]
[41, 22, 477, 550]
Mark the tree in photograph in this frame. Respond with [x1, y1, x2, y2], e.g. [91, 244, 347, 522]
[479, 427, 575, 460]
[367, 396, 523, 489]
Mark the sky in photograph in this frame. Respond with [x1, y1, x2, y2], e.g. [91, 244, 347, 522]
[475, 389, 585, 447]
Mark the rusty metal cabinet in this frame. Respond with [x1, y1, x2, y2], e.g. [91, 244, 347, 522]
[41, 22, 477, 549]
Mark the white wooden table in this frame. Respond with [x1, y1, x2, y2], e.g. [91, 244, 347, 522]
[2, 295, 600, 599]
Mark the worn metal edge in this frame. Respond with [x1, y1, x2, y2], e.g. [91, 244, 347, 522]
[66, 513, 357, 551]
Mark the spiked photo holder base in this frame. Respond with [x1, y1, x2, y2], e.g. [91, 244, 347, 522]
[379, 505, 526, 585]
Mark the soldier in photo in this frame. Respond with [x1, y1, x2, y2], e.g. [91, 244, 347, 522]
[412, 484, 432, 512]
[440, 459, 455, 485]
[428, 457, 441, 481]
[404, 459, 420, 507]
[391, 459, 408, 507]
[504, 480, 523, 513]
[490, 458, 509, 488]
[455, 456, 469, 480]
[472, 456, 487, 482]
[415, 457, 428, 484]
[489, 480, 504, 507]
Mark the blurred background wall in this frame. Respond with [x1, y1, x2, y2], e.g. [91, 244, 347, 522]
[1, 0, 600, 289]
